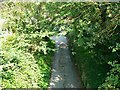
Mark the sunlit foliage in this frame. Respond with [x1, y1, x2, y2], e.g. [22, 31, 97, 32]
[0, 2, 55, 88]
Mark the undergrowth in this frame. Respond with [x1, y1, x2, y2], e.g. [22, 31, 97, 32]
[0, 2, 55, 88]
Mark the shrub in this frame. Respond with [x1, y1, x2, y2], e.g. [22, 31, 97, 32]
[0, 2, 55, 88]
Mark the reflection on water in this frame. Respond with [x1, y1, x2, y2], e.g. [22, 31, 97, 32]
[49, 35, 82, 88]
[50, 35, 68, 48]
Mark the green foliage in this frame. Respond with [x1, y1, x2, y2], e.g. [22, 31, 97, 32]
[0, 2, 55, 88]
[68, 35, 109, 88]
[0, 32, 54, 88]
[99, 61, 120, 89]
[66, 2, 120, 89]
[0, 2, 119, 89]
[1, 34, 39, 88]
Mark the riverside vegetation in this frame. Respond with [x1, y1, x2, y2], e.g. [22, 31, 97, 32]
[0, 2, 55, 88]
[0, 2, 119, 89]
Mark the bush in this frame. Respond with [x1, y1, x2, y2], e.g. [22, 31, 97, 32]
[0, 2, 55, 88]
[99, 61, 120, 89]
[67, 2, 120, 88]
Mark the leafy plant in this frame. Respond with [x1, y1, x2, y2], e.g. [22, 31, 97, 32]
[0, 2, 55, 88]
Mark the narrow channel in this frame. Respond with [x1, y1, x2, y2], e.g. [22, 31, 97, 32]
[49, 35, 82, 88]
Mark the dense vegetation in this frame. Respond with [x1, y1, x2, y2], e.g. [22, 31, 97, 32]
[0, 2, 55, 88]
[0, 1, 119, 89]
[66, 3, 120, 88]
